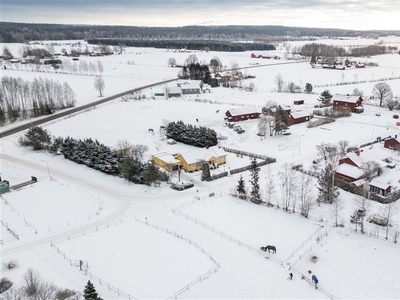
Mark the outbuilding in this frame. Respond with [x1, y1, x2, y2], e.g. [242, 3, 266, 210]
[369, 179, 391, 196]
[384, 136, 400, 150]
[332, 94, 364, 113]
[225, 108, 261, 122]
[289, 110, 310, 125]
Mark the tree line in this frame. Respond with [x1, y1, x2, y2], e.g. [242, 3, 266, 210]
[0, 76, 76, 125]
[2, 22, 400, 43]
[301, 43, 388, 60]
[87, 38, 275, 52]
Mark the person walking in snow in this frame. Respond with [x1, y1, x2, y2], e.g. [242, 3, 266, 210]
[289, 272, 293, 280]
[312, 274, 318, 289]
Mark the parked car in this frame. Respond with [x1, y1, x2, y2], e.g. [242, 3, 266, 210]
[237, 129, 245, 134]
[233, 125, 242, 131]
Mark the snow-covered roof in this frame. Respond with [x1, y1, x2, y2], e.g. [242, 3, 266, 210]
[179, 146, 227, 164]
[179, 150, 213, 164]
[290, 110, 310, 119]
[167, 86, 182, 94]
[177, 80, 202, 87]
[333, 94, 361, 104]
[369, 178, 391, 190]
[152, 152, 181, 164]
[181, 84, 200, 90]
[209, 146, 227, 158]
[336, 164, 365, 179]
[343, 153, 365, 168]
[227, 107, 260, 116]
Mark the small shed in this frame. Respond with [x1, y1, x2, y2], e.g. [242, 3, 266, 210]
[289, 110, 310, 125]
[293, 100, 304, 105]
[369, 179, 391, 196]
[384, 137, 400, 150]
[0, 180, 10, 194]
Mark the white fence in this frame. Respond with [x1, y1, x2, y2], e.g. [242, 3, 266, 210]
[171, 200, 336, 299]
[134, 217, 221, 300]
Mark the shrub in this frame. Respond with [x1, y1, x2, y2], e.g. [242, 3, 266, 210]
[1, 260, 18, 270]
[393, 114, 399, 119]
[0, 277, 13, 293]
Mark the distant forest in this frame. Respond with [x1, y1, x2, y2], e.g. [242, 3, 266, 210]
[1, 22, 400, 51]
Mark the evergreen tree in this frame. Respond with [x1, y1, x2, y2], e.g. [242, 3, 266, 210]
[318, 89, 333, 104]
[83, 280, 101, 300]
[317, 164, 339, 204]
[274, 106, 290, 135]
[310, 54, 316, 65]
[47, 136, 63, 154]
[236, 174, 246, 199]
[19, 126, 51, 150]
[305, 83, 313, 93]
[142, 161, 162, 186]
[249, 158, 262, 204]
[201, 162, 211, 181]
[120, 155, 144, 183]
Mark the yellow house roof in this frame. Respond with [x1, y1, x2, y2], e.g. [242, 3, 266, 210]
[152, 152, 181, 164]
[179, 146, 227, 164]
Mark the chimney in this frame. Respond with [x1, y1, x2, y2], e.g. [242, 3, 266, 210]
[356, 150, 360, 156]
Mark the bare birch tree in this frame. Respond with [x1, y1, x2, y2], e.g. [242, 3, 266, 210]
[265, 166, 275, 206]
[338, 140, 349, 157]
[257, 114, 268, 138]
[298, 173, 315, 218]
[279, 163, 297, 212]
[275, 73, 284, 92]
[94, 76, 105, 97]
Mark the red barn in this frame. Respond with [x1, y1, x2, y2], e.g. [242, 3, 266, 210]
[225, 108, 261, 122]
[332, 94, 364, 113]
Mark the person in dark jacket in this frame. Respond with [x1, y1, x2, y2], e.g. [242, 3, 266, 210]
[312, 275, 318, 288]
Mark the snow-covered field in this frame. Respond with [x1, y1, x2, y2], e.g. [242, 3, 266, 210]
[1, 37, 400, 299]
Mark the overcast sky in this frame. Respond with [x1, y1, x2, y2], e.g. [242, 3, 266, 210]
[1, 0, 399, 30]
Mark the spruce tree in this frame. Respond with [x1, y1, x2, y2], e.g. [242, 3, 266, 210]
[317, 164, 339, 204]
[274, 106, 289, 135]
[249, 158, 262, 204]
[83, 280, 100, 300]
[236, 174, 246, 199]
[318, 90, 333, 104]
[201, 162, 211, 181]
[142, 161, 161, 186]
[20, 126, 51, 150]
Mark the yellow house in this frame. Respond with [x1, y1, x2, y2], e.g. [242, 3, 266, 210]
[152, 152, 181, 172]
[152, 147, 227, 173]
[175, 146, 227, 172]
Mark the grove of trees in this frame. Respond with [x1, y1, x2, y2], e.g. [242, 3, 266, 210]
[166, 120, 218, 148]
[0, 76, 76, 125]
[19, 127, 169, 186]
